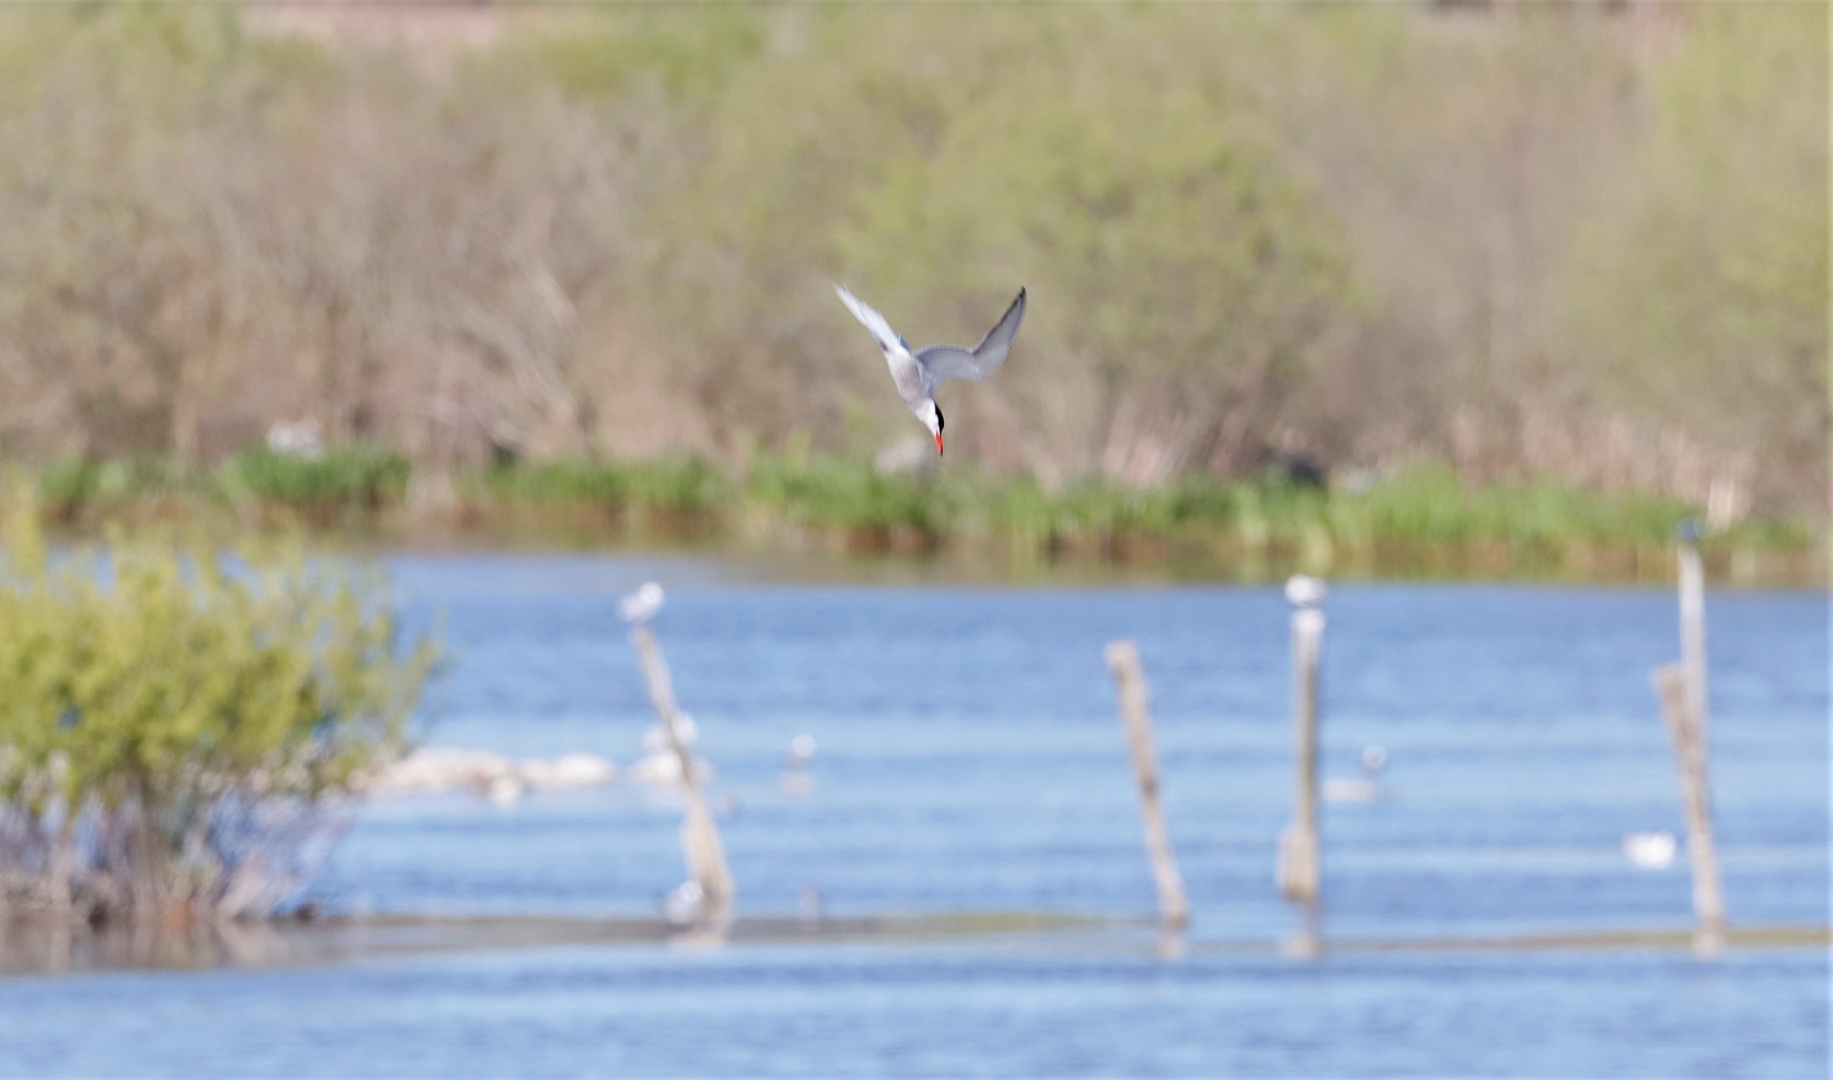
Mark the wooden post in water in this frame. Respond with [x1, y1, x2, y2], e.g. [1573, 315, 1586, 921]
[1677, 520, 1711, 747]
[1652, 664, 1725, 957]
[631, 625, 736, 914]
[1277, 576, 1325, 904]
[1105, 641, 1190, 932]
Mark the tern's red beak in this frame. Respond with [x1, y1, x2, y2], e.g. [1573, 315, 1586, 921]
[934, 432, 944, 455]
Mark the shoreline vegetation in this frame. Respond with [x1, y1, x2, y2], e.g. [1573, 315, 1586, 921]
[0, 500, 436, 927]
[0, 5, 1824, 541]
[14, 450, 1824, 586]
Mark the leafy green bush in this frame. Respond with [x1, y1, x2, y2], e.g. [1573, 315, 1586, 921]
[0, 497, 436, 922]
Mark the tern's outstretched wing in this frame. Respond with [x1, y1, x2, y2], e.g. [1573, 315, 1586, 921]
[916, 288, 1026, 386]
[834, 285, 907, 356]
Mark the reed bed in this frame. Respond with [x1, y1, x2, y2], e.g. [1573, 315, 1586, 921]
[8, 454, 1819, 584]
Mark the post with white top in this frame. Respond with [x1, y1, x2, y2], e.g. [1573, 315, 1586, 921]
[1105, 641, 1190, 933]
[1277, 575, 1325, 905]
[1651, 520, 1724, 958]
[621, 584, 735, 923]
[1677, 519, 1711, 749]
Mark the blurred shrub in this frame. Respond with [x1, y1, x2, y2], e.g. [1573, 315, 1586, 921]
[233, 446, 411, 510]
[483, 456, 727, 517]
[0, 495, 436, 922]
[746, 455, 937, 533]
[643, 4, 1353, 484]
[34, 458, 221, 522]
[1564, 3, 1828, 514]
[0, 4, 1819, 520]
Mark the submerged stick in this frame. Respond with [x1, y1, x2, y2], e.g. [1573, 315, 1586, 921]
[1104, 641, 1189, 931]
[631, 625, 735, 911]
[1652, 663, 1725, 958]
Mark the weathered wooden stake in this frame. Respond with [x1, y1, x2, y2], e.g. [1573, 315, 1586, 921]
[1677, 522, 1711, 745]
[1652, 664, 1726, 955]
[631, 625, 736, 912]
[1652, 663, 1725, 958]
[1277, 578, 1325, 903]
[1105, 641, 1190, 931]
[1661, 522, 1722, 956]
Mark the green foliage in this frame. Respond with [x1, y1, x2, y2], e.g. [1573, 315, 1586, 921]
[0, 494, 436, 919]
[0, 5, 1822, 529]
[482, 457, 728, 516]
[483, 7, 764, 106]
[746, 456, 936, 532]
[1565, 4, 1828, 511]
[837, 7, 1350, 374]
[35, 458, 217, 517]
[232, 447, 411, 510]
[1327, 463, 1688, 549]
[6, 451, 1814, 581]
[716, 451, 1753, 576]
[640, 5, 1354, 474]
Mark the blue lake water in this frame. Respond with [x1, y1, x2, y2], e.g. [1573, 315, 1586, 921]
[2, 554, 1826, 1077]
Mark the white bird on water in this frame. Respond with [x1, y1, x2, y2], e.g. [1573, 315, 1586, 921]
[1623, 831, 1677, 870]
[835, 285, 1027, 455]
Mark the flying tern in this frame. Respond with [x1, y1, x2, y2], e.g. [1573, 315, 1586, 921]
[835, 285, 1026, 455]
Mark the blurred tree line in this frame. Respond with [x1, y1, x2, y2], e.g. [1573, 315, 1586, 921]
[0, 2, 1822, 518]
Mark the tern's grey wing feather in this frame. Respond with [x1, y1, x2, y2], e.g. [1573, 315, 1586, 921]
[915, 288, 1026, 386]
[834, 285, 906, 357]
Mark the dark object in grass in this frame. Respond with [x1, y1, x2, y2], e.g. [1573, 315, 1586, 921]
[1268, 453, 1328, 489]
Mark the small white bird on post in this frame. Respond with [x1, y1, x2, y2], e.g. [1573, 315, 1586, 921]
[1284, 574, 1327, 609]
[618, 582, 665, 626]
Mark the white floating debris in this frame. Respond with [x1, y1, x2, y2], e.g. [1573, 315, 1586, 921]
[642, 713, 699, 752]
[517, 753, 618, 790]
[787, 733, 817, 768]
[358, 747, 619, 798]
[1624, 831, 1678, 870]
[625, 751, 716, 786]
[629, 713, 715, 786]
[485, 774, 526, 806]
[359, 747, 511, 794]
